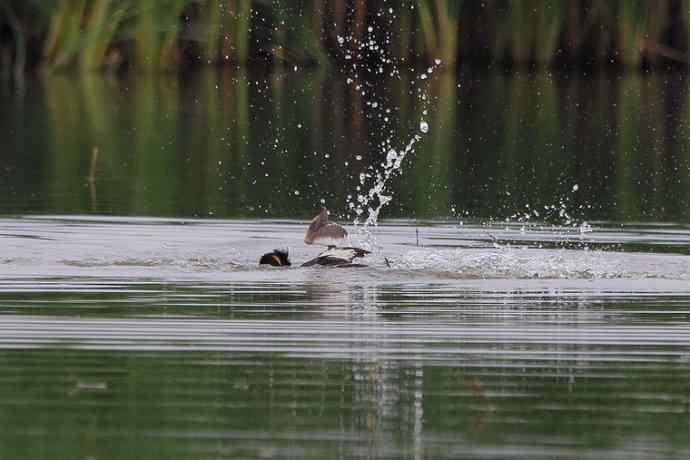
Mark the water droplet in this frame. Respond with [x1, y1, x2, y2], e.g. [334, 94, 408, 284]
[355, 155, 362, 161]
[419, 121, 429, 133]
[572, 184, 579, 192]
[386, 149, 398, 164]
[294, 190, 300, 196]
[434, 59, 442, 65]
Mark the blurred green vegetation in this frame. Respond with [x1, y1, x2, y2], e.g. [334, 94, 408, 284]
[2, 343, 690, 459]
[1, 68, 690, 222]
[2, 0, 690, 77]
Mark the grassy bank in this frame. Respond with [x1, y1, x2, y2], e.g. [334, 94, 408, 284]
[1, 0, 690, 76]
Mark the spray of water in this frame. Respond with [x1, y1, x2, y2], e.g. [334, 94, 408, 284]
[337, 7, 441, 250]
[491, 182, 594, 248]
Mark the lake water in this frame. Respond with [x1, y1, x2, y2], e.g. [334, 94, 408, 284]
[2, 70, 690, 459]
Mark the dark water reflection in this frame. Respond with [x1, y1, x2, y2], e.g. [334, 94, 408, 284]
[1, 279, 690, 459]
[2, 69, 690, 221]
[2, 348, 689, 459]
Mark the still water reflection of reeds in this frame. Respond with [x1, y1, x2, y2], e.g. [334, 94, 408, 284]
[2, 70, 690, 222]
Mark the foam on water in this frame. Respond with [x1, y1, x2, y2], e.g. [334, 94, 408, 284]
[2, 217, 690, 285]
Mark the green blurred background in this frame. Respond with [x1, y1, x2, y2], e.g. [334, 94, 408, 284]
[2, 68, 689, 221]
[1, 0, 689, 75]
[2, 1, 690, 222]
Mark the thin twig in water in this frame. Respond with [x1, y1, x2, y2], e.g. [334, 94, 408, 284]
[486, 232, 501, 248]
[88, 147, 99, 183]
[416, 226, 419, 246]
[88, 147, 99, 210]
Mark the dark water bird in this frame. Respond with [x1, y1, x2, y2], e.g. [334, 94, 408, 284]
[259, 249, 291, 267]
[304, 208, 347, 247]
[301, 247, 370, 267]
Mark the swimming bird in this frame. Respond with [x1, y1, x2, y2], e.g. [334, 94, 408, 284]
[259, 249, 291, 267]
[301, 247, 370, 267]
[304, 208, 347, 247]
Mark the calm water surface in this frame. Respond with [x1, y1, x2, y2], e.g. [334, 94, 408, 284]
[2, 68, 690, 221]
[1, 71, 690, 459]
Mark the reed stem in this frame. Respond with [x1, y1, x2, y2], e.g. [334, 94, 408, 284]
[3, 0, 690, 73]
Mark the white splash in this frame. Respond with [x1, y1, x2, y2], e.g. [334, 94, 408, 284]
[336, 8, 442, 250]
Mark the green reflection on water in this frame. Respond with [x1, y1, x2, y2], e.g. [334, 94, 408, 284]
[2, 69, 690, 222]
[1, 349, 689, 459]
